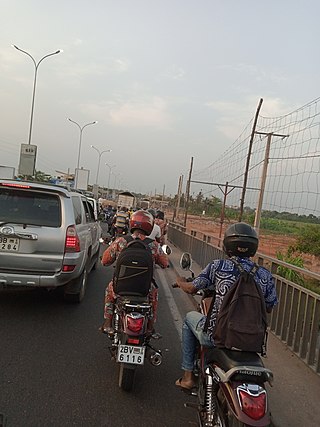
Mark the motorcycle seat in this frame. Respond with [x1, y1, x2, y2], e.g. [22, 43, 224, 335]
[205, 347, 269, 383]
[117, 295, 149, 303]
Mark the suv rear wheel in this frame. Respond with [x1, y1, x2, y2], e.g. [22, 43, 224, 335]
[63, 266, 88, 303]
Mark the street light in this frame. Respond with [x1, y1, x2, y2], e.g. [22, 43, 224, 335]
[12, 44, 62, 145]
[67, 118, 97, 170]
[105, 163, 116, 189]
[91, 145, 112, 185]
[113, 172, 122, 190]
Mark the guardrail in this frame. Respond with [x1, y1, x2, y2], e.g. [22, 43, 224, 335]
[168, 223, 320, 375]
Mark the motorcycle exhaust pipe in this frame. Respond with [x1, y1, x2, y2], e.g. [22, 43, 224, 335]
[148, 350, 162, 366]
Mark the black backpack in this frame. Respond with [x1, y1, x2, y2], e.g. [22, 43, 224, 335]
[113, 235, 154, 297]
[213, 259, 268, 354]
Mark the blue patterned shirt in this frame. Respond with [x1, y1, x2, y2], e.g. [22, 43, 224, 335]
[193, 257, 278, 342]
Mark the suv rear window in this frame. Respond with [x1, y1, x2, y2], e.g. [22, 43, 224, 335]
[0, 188, 61, 227]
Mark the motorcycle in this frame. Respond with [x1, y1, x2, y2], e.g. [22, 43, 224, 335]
[99, 226, 128, 246]
[102, 243, 171, 391]
[107, 295, 163, 392]
[175, 253, 274, 427]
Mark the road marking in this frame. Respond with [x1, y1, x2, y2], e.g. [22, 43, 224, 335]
[155, 268, 183, 341]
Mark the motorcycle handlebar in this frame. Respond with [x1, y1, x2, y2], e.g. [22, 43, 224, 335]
[172, 277, 193, 288]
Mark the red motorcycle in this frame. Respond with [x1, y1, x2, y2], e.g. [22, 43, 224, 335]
[175, 253, 274, 427]
[107, 295, 162, 392]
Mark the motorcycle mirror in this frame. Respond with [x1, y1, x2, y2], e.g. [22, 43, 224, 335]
[162, 244, 172, 255]
[180, 252, 192, 270]
[99, 235, 111, 244]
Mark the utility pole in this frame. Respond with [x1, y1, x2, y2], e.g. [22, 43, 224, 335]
[239, 98, 263, 221]
[254, 131, 289, 233]
[173, 175, 183, 222]
[191, 178, 258, 244]
[218, 182, 236, 245]
[184, 157, 194, 228]
[161, 184, 165, 209]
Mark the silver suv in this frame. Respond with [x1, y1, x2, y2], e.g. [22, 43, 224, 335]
[0, 179, 102, 302]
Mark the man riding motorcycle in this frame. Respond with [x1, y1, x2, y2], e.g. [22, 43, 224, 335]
[174, 222, 278, 391]
[101, 210, 169, 335]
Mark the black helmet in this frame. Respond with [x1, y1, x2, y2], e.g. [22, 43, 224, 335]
[156, 210, 164, 220]
[147, 208, 156, 218]
[223, 222, 258, 257]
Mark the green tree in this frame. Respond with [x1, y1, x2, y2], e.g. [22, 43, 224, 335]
[18, 170, 53, 183]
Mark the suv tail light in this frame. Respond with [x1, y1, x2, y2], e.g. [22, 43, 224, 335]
[65, 225, 80, 252]
[0, 182, 31, 189]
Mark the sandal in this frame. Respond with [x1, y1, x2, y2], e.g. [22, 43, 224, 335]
[175, 377, 197, 393]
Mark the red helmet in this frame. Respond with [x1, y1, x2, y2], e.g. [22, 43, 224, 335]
[130, 210, 154, 235]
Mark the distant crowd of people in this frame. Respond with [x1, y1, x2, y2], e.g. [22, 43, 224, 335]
[98, 203, 168, 244]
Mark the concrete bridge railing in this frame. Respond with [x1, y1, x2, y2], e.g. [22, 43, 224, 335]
[168, 223, 320, 375]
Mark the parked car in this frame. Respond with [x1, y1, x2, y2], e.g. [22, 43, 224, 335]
[0, 179, 102, 302]
[86, 196, 99, 221]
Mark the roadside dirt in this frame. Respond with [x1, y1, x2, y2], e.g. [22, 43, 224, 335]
[170, 213, 320, 274]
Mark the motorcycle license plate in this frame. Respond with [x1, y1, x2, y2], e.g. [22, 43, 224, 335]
[117, 345, 145, 365]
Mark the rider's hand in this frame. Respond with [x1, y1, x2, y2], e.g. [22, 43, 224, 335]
[176, 275, 196, 294]
[176, 275, 188, 287]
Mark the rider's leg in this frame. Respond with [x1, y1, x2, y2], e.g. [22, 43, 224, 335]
[101, 281, 116, 333]
[147, 287, 158, 333]
[176, 311, 212, 389]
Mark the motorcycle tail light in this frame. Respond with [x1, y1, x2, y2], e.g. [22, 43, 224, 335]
[126, 314, 145, 333]
[239, 389, 266, 420]
[127, 338, 140, 344]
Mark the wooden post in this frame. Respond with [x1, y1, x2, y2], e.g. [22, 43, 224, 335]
[254, 132, 288, 233]
[239, 98, 263, 221]
[184, 157, 194, 228]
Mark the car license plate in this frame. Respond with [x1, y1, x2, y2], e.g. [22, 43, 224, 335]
[0, 236, 20, 252]
[117, 344, 145, 365]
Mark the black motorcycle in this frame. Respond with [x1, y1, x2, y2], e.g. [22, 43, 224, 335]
[175, 253, 274, 427]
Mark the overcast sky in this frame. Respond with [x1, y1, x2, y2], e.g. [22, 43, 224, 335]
[1, 0, 319, 195]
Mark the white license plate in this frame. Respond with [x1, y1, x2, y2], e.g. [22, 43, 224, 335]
[117, 344, 145, 365]
[0, 236, 20, 252]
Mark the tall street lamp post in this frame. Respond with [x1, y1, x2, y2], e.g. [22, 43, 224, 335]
[67, 118, 97, 170]
[113, 172, 122, 190]
[91, 145, 112, 185]
[12, 45, 62, 145]
[105, 163, 116, 189]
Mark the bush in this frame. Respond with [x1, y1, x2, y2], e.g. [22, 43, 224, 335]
[276, 248, 305, 286]
[295, 225, 320, 256]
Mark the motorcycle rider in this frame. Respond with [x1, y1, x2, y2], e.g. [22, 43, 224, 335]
[101, 210, 169, 335]
[146, 208, 161, 242]
[175, 222, 278, 391]
[155, 210, 168, 245]
[110, 206, 130, 238]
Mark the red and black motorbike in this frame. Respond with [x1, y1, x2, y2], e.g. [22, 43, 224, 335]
[108, 295, 162, 391]
[175, 253, 274, 427]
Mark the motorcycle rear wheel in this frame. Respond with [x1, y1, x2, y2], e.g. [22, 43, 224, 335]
[197, 405, 226, 427]
[227, 415, 271, 427]
[118, 363, 135, 392]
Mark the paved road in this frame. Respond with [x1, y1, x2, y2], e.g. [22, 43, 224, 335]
[0, 251, 197, 427]
[2, 237, 320, 427]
